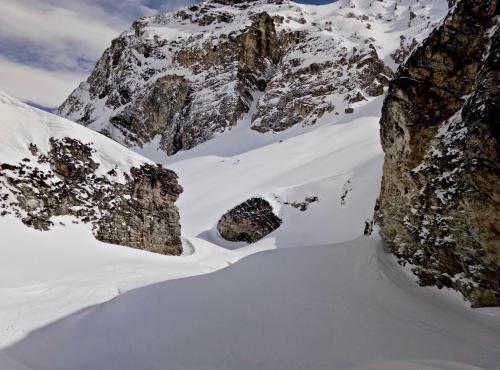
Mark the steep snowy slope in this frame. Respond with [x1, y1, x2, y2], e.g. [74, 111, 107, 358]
[0, 91, 147, 180]
[59, 0, 448, 155]
[0, 91, 236, 347]
[167, 98, 385, 250]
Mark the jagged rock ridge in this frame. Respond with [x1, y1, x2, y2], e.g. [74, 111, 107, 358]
[59, 0, 447, 155]
[376, 0, 499, 306]
[0, 92, 183, 255]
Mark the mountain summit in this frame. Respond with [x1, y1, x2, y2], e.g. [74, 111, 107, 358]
[58, 0, 447, 155]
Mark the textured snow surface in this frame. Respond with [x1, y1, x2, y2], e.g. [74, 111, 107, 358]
[2, 238, 500, 370]
[0, 91, 386, 348]
[0, 91, 150, 183]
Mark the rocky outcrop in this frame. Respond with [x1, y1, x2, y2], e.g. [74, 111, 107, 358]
[59, 4, 292, 155]
[58, 0, 444, 155]
[376, 0, 499, 306]
[211, 0, 259, 4]
[251, 42, 392, 132]
[0, 138, 183, 255]
[217, 197, 282, 242]
[284, 196, 318, 211]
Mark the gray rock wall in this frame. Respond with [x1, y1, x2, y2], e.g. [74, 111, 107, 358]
[376, 0, 500, 307]
[58, 0, 398, 155]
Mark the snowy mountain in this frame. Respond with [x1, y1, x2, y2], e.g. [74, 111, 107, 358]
[58, 0, 448, 155]
[0, 91, 183, 255]
[1, 0, 500, 369]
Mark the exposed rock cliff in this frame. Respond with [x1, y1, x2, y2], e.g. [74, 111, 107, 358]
[59, 0, 447, 155]
[376, 0, 499, 306]
[217, 197, 282, 242]
[0, 92, 183, 255]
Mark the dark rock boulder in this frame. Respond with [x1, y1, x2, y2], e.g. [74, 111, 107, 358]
[376, 0, 499, 306]
[217, 198, 282, 243]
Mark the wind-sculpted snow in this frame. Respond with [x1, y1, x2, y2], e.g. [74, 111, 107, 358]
[58, 0, 448, 155]
[0, 95, 387, 348]
[3, 238, 500, 370]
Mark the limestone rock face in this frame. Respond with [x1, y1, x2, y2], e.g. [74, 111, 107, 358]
[251, 43, 392, 132]
[217, 198, 282, 243]
[1, 138, 183, 255]
[95, 164, 183, 255]
[58, 0, 445, 155]
[376, 0, 499, 306]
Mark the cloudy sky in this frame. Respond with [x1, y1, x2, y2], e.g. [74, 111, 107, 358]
[0, 0, 331, 110]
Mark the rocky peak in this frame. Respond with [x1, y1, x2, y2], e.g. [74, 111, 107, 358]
[209, 0, 261, 4]
[376, 0, 499, 306]
[59, 0, 448, 156]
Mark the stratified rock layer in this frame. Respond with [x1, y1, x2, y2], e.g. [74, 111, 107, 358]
[217, 197, 282, 242]
[1, 138, 183, 255]
[376, 0, 499, 306]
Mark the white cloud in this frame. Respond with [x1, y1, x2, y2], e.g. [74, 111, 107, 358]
[0, 0, 125, 71]
[0, 56, 86, 107]
[0, 0, 197, 108]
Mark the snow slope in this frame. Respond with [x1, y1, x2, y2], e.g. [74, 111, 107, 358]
[166, 97, 385, 250]
[0, 91, 149, 182]
[2, 237, 500, 370]
[2, 88, 500, 370]
[0, 91, 244, 347]
[0, 91, 385, 348]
